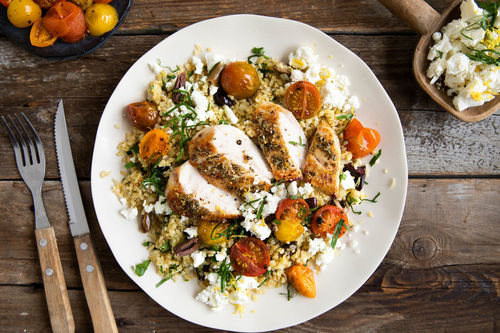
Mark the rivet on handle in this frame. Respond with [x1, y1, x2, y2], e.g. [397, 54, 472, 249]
[86, 265, 94, 273]
[39, 238, 47, 247]
[45, 268, 53, 276]
[80, 242, 88, 251]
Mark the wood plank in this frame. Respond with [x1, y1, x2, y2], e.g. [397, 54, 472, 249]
[116, 0, 454, 35]
[0, 278, 497, 332]
[0, 179, 498, 288]
[1, 35, 499, 179]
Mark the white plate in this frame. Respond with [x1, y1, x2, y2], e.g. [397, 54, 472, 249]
[91, 14, 408, 332]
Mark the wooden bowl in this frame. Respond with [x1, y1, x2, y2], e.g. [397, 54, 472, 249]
[379, 0, 499, 122]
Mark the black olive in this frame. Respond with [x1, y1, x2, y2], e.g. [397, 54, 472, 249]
[214, 88, 234, 107]
[236, 139, 242, 145]
[304, 197, 318, 209]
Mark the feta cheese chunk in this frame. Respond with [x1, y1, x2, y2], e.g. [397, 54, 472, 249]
[184, 226, 198, 239]
[191, 251, 206, 268]
[340, 170, 356, 190]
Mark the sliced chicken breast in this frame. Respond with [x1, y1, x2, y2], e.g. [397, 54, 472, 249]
[303, 120, 342, 197]
[166, 161, 242, 220]
[188, 125, 273, 194]
[253, 102, 307, 181]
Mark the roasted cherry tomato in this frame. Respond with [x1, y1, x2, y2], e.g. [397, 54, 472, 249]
[138, 128, 170, 163]
[220, 61, 260, 99]
[30, 18, 57, 47]
[311, 205, 348, 238]
[7, 0, 41, 28]
[276, 198, 309, 221]
[343, 118, 381, 159]
[229, 236, 270, 277]
[85, 3, 118, 36]
[284, 81, 321, 119]
[126, 101, 158, 131]
[274, 198, 309, 243]
[42, 1, 86, 43]
[197, 220, 231, 246]
[285, 265, 316, 298]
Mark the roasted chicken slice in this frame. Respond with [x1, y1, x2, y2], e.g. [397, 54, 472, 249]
[303, 120, 342, 197]
[165, 161, 242, 220]
[188, 125, 273, 194]
[253, 102, 307, 181]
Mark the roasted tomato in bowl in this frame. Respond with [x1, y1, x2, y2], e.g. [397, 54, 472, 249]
[220, 61, 260, 99]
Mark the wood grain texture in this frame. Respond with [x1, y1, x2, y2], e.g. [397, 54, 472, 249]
[114, 0, 454, 35]
[0, 35, 498, 179]
[34, 227, 75, 333]
[74, 234, 118, 333]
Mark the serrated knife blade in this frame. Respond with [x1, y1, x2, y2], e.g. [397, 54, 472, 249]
[54, 99, 118, 333]
[54, 99, 90, 237]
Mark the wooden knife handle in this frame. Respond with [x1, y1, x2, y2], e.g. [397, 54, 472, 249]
[35, 226, 75, 333]
[74, 233, 118, 333]
[377, 0, 440, 35]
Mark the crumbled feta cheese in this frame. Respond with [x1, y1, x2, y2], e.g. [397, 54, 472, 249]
[143, 201, 154, 214]
[287, 181, 298, 196]
[215, 248, 227, 262]
[148, 60, 162, 74]
[315, 246, 334, 271]
[290, 69, 305, 82]
[204, 52, 225, 72]
[288, 46, 318, 70]
[297, 182, 314, 198]
[191, 251, 206, 268]
[195, 284, 229, 311]
[321, 81, 348, 109]
[251, 220, 272, 240]
[153, 196, 172, 215]
[460, 0, 483, 21]
[223, 105, 238, 124]
[191, 55, 204, 74]
[209, 85, 218, 96]
[308, 237, 327, 256]
[184, 226, 198, 239]
[340, 170, 356, 190]
[119, 206, 138, 220]
[230, 276, 259, 305]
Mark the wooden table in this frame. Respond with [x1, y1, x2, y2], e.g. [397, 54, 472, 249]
[1, 0, 499, 331]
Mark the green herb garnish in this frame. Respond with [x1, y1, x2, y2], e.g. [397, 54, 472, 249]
[217, 261, 234, 293]
[289, 136, 305, 147]
[346, 193, 362, 215]
[330, 219, 347, 249]
[125, 161, 142, 169]
[134, 260, 151, 276]
[141, 157, 167, 195]
[273, 219, 281, 225]
[156, 278, 168, 287]
[159, 240, 171, 252]
[257, 270, 271, 288]
[142, 241, 151, 247]
[256, 198, 266, 219]
[369, 149, 382, 166]
[463, 48, 500, 66]
[248, 47, 270, 64]
[361, 192, 381, 203]
[337, 113, 354, 135]
[128, 142, 139, 154]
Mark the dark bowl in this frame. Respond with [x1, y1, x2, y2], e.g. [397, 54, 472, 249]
[0, 0, 132, 60]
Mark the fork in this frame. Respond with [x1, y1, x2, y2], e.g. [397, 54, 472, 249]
[2, 113, 75, 333]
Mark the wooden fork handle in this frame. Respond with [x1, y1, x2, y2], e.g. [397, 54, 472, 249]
[35, 226, 75, 333]
[377, 0, 440, 35]
[74, 233, 118, 333]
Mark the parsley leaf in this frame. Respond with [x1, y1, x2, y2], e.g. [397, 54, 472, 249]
[134, 260, 151, 276]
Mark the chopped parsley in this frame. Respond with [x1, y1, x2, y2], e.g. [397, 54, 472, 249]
[125, 161, 142, 169]
[142, 241, 151, 247]
[134, 260, 151, 277]
[159, 240, 171, 252]
[141, 157, 167, 195]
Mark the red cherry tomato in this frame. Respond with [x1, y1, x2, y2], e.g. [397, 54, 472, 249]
[42, 1, 86, 43]
[311, 205, 349, 238]
[229, 237, 270, 277]
[343, 118, 381, 159]
[276, 198, 309, 222]
[284, 81, 322, 119]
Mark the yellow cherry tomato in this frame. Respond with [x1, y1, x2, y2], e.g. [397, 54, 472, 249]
[7, 0, 41, 28]
[85, 3, 118, 36]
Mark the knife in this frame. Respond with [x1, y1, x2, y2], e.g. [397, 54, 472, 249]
[54, 99, 118, 333]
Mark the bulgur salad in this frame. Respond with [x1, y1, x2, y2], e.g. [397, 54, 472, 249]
[113, 45, 383, 312]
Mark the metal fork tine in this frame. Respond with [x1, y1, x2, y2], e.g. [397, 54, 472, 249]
[1, 115, 24, 167]
[15, 113, 37, 165]
[6, 115, 28, 167]
[21, 112, 45, 163]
